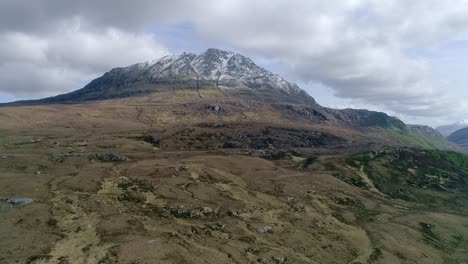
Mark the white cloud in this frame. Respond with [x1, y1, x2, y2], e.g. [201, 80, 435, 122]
[188, 0, 468, 123]
[0, 62, 92, 98]
[0, 0, 468, 124]
[0, 18, 169, 98]
[0, 0, 201, 34]
[44, 19, 169, 73]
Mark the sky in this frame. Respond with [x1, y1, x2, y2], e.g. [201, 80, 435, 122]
[0, 0, 468, 127]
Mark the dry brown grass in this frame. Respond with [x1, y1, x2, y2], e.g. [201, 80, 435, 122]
[0, 96, 466, 263]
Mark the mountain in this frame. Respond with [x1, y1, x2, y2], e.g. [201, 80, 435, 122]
[448, 127, 468, 148]
[1, 49, 467, 263]
[7, 48, 315, 106]
[2, 48, 454, 150]
[436, 120, 468, 136]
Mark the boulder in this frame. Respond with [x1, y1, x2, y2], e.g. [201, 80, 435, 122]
[6, 197, 33, 205]
[272, 256, 286, 263]
[91, 154, 129, 162]
[293, 202, 305, 211]
[271, 257, 286, 264]
[202, 207, 214, 215]
[256, 226, 273, 234]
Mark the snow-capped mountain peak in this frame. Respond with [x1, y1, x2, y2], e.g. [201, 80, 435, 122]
[124, 48, 305, 96]
[12, 48, 316, 105]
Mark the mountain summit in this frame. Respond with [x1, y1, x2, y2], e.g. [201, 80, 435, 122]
[11, 48, 315, 105]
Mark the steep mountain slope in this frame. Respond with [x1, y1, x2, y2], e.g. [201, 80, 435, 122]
[448, 127, 468, 147]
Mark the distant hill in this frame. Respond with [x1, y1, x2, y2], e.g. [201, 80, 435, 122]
[436, 121, 468, 136]
[448, 127, 468, 148]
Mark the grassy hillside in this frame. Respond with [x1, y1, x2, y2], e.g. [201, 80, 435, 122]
[385, 127, 451, 150]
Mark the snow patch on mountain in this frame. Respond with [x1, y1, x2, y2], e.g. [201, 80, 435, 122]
[119, 48, 304, 96]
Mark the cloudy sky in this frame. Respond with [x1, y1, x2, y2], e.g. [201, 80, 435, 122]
[1, 0, 468, 126]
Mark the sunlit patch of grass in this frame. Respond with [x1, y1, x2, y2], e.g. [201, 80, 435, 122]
[430, 150, 468, 169]
[385, 129, 434, 149]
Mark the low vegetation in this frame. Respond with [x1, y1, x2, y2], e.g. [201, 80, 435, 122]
[0, 95, 466, 263]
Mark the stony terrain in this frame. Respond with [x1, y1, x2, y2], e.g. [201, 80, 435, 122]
[0, 90, 467, 264]
[0, 49, 466, 264]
